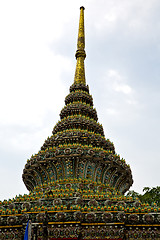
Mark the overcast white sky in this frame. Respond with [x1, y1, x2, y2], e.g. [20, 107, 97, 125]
[0, 0, 160, 200]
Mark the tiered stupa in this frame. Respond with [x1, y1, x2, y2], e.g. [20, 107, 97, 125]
[22, 6, 133, 196]
[0, 7, 160, 240]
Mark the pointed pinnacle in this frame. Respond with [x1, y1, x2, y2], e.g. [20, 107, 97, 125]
[74, 6, 86, 85]
[77, 6, 85, 52]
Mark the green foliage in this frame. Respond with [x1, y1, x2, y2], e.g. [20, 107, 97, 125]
[126, 186, 160, 206]
[126, 190, 140, 199]
[141, 187, 160, 206]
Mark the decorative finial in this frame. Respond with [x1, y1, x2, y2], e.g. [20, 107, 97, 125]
[74, 6, 86, 85]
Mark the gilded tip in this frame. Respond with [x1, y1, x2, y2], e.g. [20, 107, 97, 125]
[80, 6, 85, 10]
[74, 6, 86, 85]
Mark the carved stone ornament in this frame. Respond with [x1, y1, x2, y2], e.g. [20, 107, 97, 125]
[22, 202, 31, 211]
[133, 201, 141, 208]
[74, 211, 84, 221]
[157, 214, 160, 223]
[88, 149, 95, 155]
[143, 214, 154, 223]
[8, 203, 15, 210]
[108, 154, 114, 161]
[88, 199, 98, 206]
[55, 212, 66, 221]
[78, 183, 85, 189]
[76, 147, 83, 154]
[53, 198, 62, 206]
[74, 192, 81, 197]
[7, 216, 17, 225]
[36, 199, 42, 206]
[0, 217, 3, 225]
[64, 148, 71, 154]
[128, 214, 139, 223]
[99, 151, 105, 158]
[97, 185, 103, 192]
[54, 149, 59, 156]
[102, 212, 113, 222]
[104, 200, 112, 206]
[19, 213, 29, 223]
[45, 152, 50, 158]
[88, 183, 95, 189]
[36, 212, 46, 222]
[117, 212, 126, 222]
[85, 212, 96, 222]
[75, 197, 84, 205]
[116, 201, 126, 207]
[53, 229, 60, 238]
[65, 183, 72, 189]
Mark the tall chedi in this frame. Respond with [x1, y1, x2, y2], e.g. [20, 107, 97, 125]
[2, 7, 160, 240]
[22, 6, 133, 194]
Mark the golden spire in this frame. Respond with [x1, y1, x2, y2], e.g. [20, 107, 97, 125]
[74, 6, 86, 85]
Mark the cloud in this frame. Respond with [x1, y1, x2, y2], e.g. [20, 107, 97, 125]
[106, 108, 118, 116]
[107, 69, 133, 94]
[90, 0, 160, 40]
